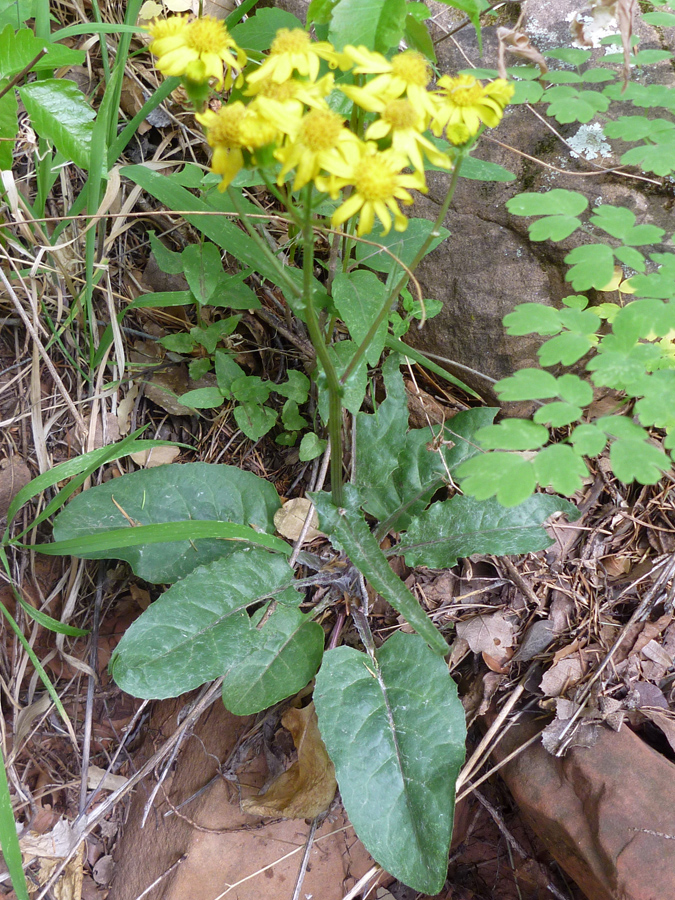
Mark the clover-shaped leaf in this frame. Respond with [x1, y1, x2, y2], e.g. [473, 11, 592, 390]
[495, 369, 559, 401]
[533, 401, 584, 427]
[476, 420, 549, 451]
[610, 438, 670, 484]
[564, 244, 615, 290]
[503, 303, 563, 336]
[590, 205, 665, 246]
[538, 332, 594, 366]
[506, 190, 588, 217]
[545, 86, 610, 124]
[455, 452, 537, 507]
[533, 445, 588, 495]
[571, 424, 608, 457]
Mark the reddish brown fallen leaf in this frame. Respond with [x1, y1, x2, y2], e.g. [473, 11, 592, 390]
[241, 703, 336, 819]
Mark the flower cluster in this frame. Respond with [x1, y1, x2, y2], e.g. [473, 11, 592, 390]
[146, 19, 514, 235]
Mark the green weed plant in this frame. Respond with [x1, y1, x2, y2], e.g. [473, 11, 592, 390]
[2, 0, 675, 894]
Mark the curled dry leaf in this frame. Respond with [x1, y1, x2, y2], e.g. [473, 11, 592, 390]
[241, 703, 336, 819]
[456, 612, 515, 657]
[540, 655, 584, 697]
[274, 497, 324, 543]
[129, 445, 181, 468]
[497, 26, 548, 79]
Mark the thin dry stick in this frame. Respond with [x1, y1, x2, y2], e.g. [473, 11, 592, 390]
[290, 816, 319, 900]
[132, 855, 187, 900]
[340, 865, 383, 900]
[456, 681, 525, 790]
[455, 728, 544, 803]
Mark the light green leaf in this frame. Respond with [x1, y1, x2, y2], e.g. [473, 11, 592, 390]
[476, 419, 549, 451]
[604, 115, 675, 142]
[533, 401, 584, 427]
[0, 24, 82, 78]
[311, 487, 448, 656]
[510, 80, 544, 104]
[307, 0, 341, 25]
[231, 375, 272, 404]
[642, 11, 675, 25]
[610, 438, 670, 484]
[52, 463, 281, 583]
[494, 369, 559, 401]
[110, 549, 316, 703]
[503, 303, 562, 336]
[329, 0, 407, 52]
[543, 48, 592, 65]
[590, 205, 665, 246]
[457, 156, 516, 181]
[396, 493, 577, 568]
[455, 452, 537, 506]
[0, 744, 29, 900]
[621, 140, 675, 177]
[545, 86, 610, 124]
[299, 432, 327, 461]
[570, 424, 607, 456]
[182, 242, 224, 305]
[555, 373, 593, 406]
[333, 270, 388, 366]
[603, 49, 672, 64]
[20, 78, 94, 170]
[506, 189, 588, 217]
[179, 387, 224, 409]
[528, 215, 583, 242]
[564, 244, 615, 290]
[614, 246, 646, 271]
[532, 444, 588, 494]
[538, 332, 594, 366]
[275, 369, 310, 403]
[234, 401, 277, 441]
[314, 633, 465, 894]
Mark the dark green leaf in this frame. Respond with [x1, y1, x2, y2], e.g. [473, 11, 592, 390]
[332, 270, 388, 366]
[182, 242, 224, 305]
[397, 492, 577, 567]
[179, 387, 224, 409]
[311, 487, 448, 655]
[316, 340, 368, 419]
[314, 632, 465, 894]
[0, 80, 17, 169]
[354, 217, 449, 275]
[230, 8, 303, 51]
[52, 463, 281, 582]
[234, 401, 277, 440]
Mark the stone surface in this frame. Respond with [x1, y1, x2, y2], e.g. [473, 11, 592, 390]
[108, 697, 376, 900]
[491, 717, 675, 900]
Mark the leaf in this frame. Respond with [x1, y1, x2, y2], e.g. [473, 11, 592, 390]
[179, 387, 224, 409]
[311, 486, 448, 656]
[328, 0, 407, 52]
[503, 303, 562, 336]
[457, 156, 515, 181]
[299, 432, 326, 461]
[181, 242, 224, 305]
[396, 493, 577, 567]
[208, 273, 261, 310]
[241, 704, 335, 818]
[215, 350, 245, 397]
[533, 401, 584, 427]
[455, 452, 537, 507]
[556, 373, 593, 406]
[0, 746, 29, 900]
[590, 205, 665, 246]
[354, 217, 449, 275]
[564, 244, 615, 291]
[0, 79, 17, 169]
[404, 13, 435, 62]
[233, 401, 277, 441]
[274, 497, 323, 542]
[532, 444, 588, 494]
[221, 605, 325, 715]
[538, 332, 594, 366]
[20, 79, 94, 170]
[570, 424, 607, 457]
[545, 86, 610, 124]
[494, 368, 559, 401]
[274, 369, 310, 403]
[604, 115, 675, 142]
[621, 140, 675, 176]
[476, 419, 549, 451]
[332, 270, 388, 366]
[52, 463, 282, 583]
[314, 632, 466, 894]
[609, 438, 670, 484]
[355, 357, 495, 529]
[307, 0, 342, 25]
[506, 189, 588, 217]
[230, 7, 303, 51]
[0, 24, 81, 79]
[642, 11, 675, 25]
[528, 215, 583, 242]
[456, 613, 515, 655]
[110, 549, 321, 707]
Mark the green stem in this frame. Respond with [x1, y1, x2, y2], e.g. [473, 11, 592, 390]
[341, 153, 466, 384]
[226, 186, 303, 301]
[300, 185, 344, 506]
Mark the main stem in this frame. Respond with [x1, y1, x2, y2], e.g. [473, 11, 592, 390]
[300, 186, 345, 506]
[341, 153, 465, 384]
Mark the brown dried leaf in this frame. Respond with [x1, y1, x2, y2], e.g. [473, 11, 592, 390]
[129, 445, 180, 468]
[540, 656, 584, 697]
[497, 26, 548, 79]
[456, 613, 515, 656]
[241, 703, 336, 819]
[642, 709, 675, 754]
[273, 498, 324, 543]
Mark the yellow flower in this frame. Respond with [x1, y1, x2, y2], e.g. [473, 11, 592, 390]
[261, 106, 359, 190]
[316, 142, 427, 236]
[148, 15, 247, 88]
[340, 46, 437, 118]
[246, 28, 349, 86]
[197, 102, 277, 190]
[485, 78, 515, 108]
[244, 72, 335, 113]
[362, 98, 451, 172]
[430, 74, 504, 138]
